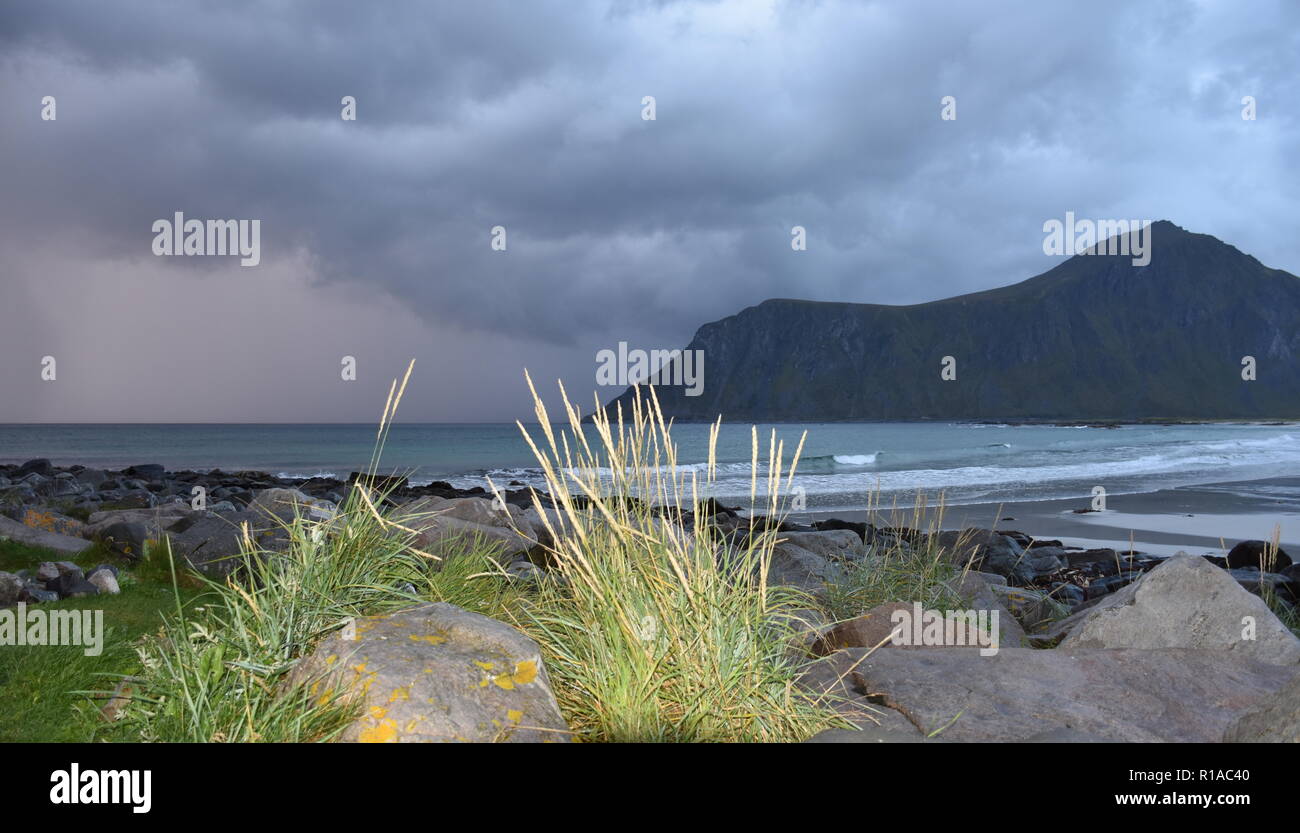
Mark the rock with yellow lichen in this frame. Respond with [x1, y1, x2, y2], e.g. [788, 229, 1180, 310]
[290, 602, 570, 743]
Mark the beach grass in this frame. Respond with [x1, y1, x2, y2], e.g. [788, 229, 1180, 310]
[494, 374, 845, 742]
[822, 497, 968, 622]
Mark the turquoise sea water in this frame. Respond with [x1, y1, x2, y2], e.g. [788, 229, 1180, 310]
[3, 422, 1299, 514]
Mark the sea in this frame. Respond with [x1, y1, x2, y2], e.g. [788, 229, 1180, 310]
[2, 421, 1299, 515]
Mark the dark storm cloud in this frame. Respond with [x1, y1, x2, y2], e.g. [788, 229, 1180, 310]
[2, 0, 1299, 420]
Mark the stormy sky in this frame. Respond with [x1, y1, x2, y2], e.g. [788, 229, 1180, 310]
[1, 0, 1298, 422]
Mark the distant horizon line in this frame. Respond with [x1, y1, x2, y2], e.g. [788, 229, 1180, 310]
[2, 418, 1299, 427]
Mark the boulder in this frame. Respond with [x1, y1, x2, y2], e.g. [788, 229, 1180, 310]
[1223, 671, 1300, 742]
[810, 602, 914, 656]
[0, 515, 93, 555]
[249, 487, 336, 521]
[0, 571, 23, 605]
[85, 506, 194, 540]
[98, 521, 150, 560]
[17, 507, 86, 538]
[1060, 555, 1300, 665]
[20, 584, 59, 604]
[837, 645, 1294, 742]
[165, 511, 290, 577]
[87, 570, 120, 595]
[1015, 546, 1066, 581]
[1065, 548, 1121, 569]
[398, 497, 539, 562]
[51, 573, 99, 598]
[767, 542, 835, 591]
[15, 458, 55, 477]
[934, 528, 1025, 580]
[779, 530, 867, 561]
[989, 585, 1068, 631]
[1226, 540, 1292, 571]
[1227, 568, 1296, 601]
[290, 602, 570, 742]
[811, 518, 871, 543]
[76, 468, 108, 488]
[946, 570, 1027, 647]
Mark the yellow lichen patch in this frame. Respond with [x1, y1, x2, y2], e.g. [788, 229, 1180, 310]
[369, 705, 388, 720]
[512, 661, 538, 685]
[473, 660, 495, 671]
[410, 634, 448, 645]
[358, 719, 399, 743]
[325, 654, 338, 666]
[389, 685, 411, 703]
[506, 709, 523, 723]
[492, 660, 539, 690]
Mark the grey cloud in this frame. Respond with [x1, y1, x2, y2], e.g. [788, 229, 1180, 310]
[2, 0, 1299, 420]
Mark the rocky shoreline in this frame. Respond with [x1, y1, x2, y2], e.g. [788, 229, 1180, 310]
[2, 458, 1298, 743]
[1, 456, 1297, 610]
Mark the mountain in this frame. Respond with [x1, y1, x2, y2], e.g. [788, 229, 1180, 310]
[605, 221, 1300, 421]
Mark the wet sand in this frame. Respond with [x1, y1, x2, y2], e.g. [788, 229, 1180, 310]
[792, 476, 1300, 556]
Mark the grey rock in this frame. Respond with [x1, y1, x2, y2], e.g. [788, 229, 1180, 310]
[1226, 540, 1292, 571]
[934, 528, 1024, 580]
[15, 458, 55, 477]
[289, 602, 570, 742]
[0, 515, 93, 555]
[1223, 671, 1300, 742]
[98, 521, 150, 559]
[54, 576, 99, 598]
[1060, 555, 1300, 665]
[248, 487, 336, 521]
[166, 510, 289, 577]
[506, 560, 544, 583]
[779, 529, 866, 561]
[36, 561, 59, 582]
[1016, 547, 1067, 581]
[399, 497, 539, 562]
[804, 725, 939, 743]
[990, 585, 1069, 631]
[946, 570, 1028, 648]
[1050, 582, 1087, 608]
[0, 571, 23, 605]
[768, 542, 835, 591]
[839, 645, 1294, 742]
[20, 585, 59, 604]
[1227, 567, 1293, 598]
[87, 570, 120, 595]
[75, 468, 108, 488]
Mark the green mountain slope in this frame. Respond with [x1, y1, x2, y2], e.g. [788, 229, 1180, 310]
[607, 221, 1300, 421]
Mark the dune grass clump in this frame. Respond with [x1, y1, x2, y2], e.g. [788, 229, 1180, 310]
[120, 364, 521, 742]
[822, 497, 969, 623]
[503, 375, 843, 742]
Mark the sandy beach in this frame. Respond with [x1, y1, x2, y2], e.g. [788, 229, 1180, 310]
[794, 476, 1300, 556]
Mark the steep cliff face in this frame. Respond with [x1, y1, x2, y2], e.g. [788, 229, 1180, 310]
[608, 222, 1300, 421]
